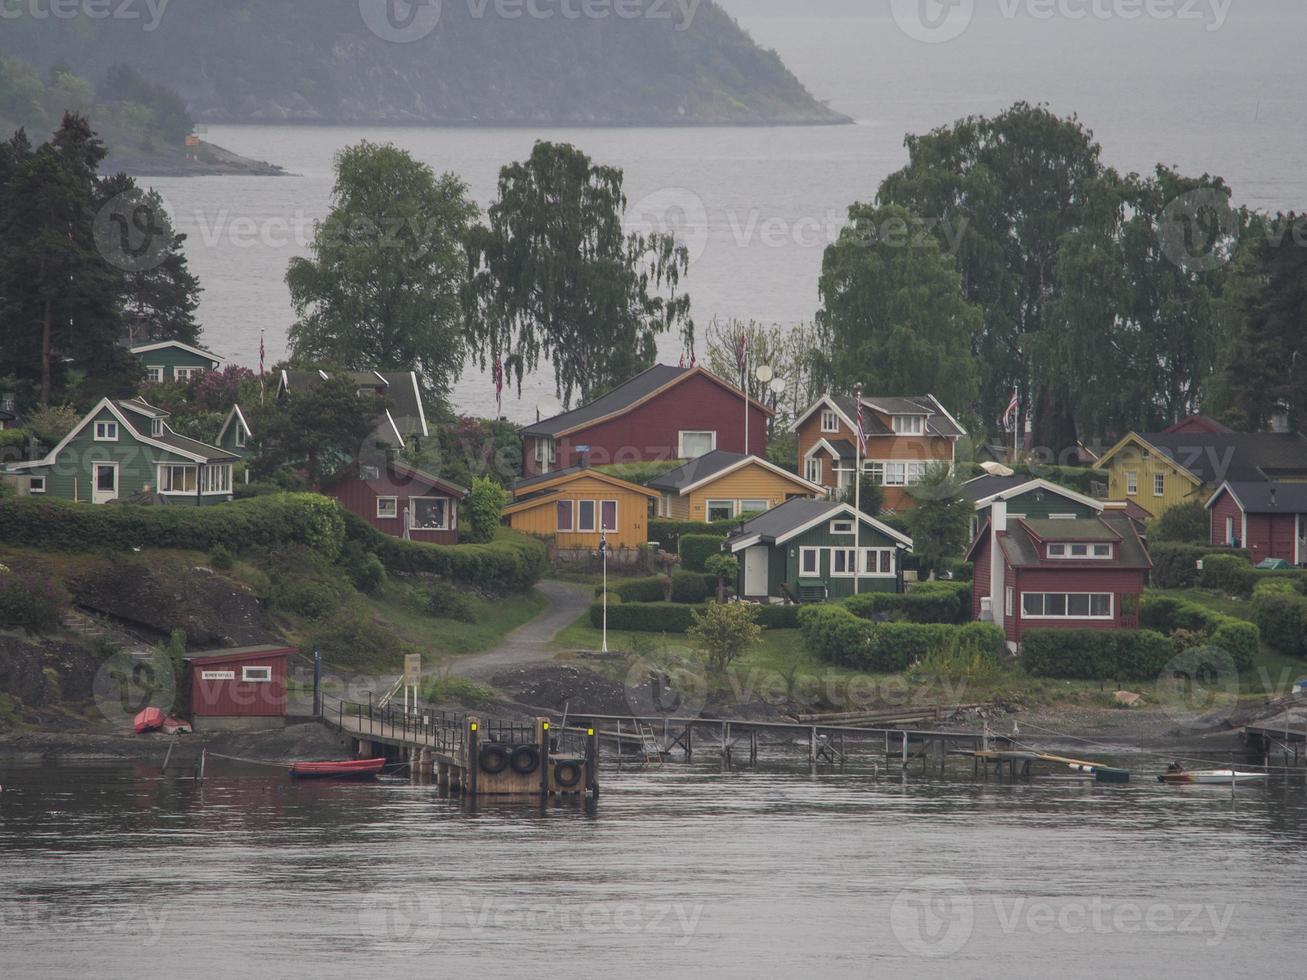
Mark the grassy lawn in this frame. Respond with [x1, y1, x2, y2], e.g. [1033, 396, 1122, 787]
[365, 582, 550, 660]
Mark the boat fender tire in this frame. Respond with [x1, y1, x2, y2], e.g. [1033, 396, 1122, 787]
[510, 745, 540, 775]
[479, 744, 510, 775]
[554, 760, 583, 789]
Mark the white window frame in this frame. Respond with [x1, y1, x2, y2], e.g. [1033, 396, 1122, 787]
[678, 430, 717, 459]
[862, 548, 895, 577]
[93, 421, 119, 442]
[28, 476, 46, 494]
[1225, 516, 1235, 545]
[556, 500, 575, 532]
[1154, 472, 1166, 497]
[833, 463, 855, 489]
[830, 519, 856, 535]
[145, 366, 164, 384]
[600, 499, 619, 532]
[1005, 586, 1015, 618]
[1021, 592, 1114, 620]
[410, 496, 450, 531]
[377, 496, 399, 520]
[892, 415, 925, 436]
[200, 464, 232, 495]
[174, 366, 202, 382]
[150, 418, 163, 437]
[1092, 543, 1112, 558]
[1049, 513, 1077, 520]
[805, 457, 822, 484]
[658, 493, 674, 518]
[706, 499, 736, 523]
[864, 461, 885, 485]
[235, 427, 246, 449]
[830, 548, 860, 577]
[1048, 544, 1067, 557]
[241, 665, 273, 683]
[820, 410, 840, 433]
[739, 499, 769, 515]
[799, 547, 820, 576]
[1125, 470, 1138, 495]
[883, 461, 907, 487]
[534, 438, 556, 464]
[158, 463, 198, 494]
[577, 499, 598, 533]
[1047, 542, 1113, 560]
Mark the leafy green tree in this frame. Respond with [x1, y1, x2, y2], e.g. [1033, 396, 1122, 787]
[287, 142, 478, 413]
[816, 202, 980, 411]
[841, 473, 884, 517]
[25, 404, 80, 448]
[907, 466, 972, 578]
[704, 318, 826, 433]
[1151, 499, 1210, 544]
[688, 601, 761, 675]
[465, 477, 508, 544]
[703, 553, 740, 604]
[467, 141, 693, 408]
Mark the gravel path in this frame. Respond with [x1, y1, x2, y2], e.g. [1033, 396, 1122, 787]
[448, 581, 591, 681]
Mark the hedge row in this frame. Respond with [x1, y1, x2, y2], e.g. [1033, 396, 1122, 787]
[1200, 553, 1256, 598]
[679, 534, 725, 572]
[0, 494, 346, 557]
[648, 518, 733, 551]
[343, 512, 547, 594]
[1138, 593, 1260, 670]
[798, 604, 1004, 672]
[1022, 629, 1174, 681]
[587, 598, 801, 633]
[843, 583, 971, 625]
[1254, 593, 1307, 658]
[1150, 542, 1252, 589]
[594, 571, 718, 604]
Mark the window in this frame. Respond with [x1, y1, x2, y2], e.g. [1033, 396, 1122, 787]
[679, 431, 716, 459]
[377, 497, 399, 519]
[739, 500, 769, 515]
[94, 421, 119, 441]
[820, 410, 839, 433]
[600, 500, 618, 532]
[1154, 473, 1166, 496]
[235, 427, 246, 449]
[534, 439, 556, 464]
[412, 497, 449, 530]
[1049, 542, 1112, 560]
[831, 548, 859, 576]
[865, 461, 885, 485]
[1125, 471, 1138, 495]
[892, 415, 925, 436]
[1022, 593, 1113, 619]
[159, 464, 197, 493]
[1225, 516, 1235, 545]
[241, 665, 272, 683]
[884, 462, 907, 486]
[360, 465, 381, 481]
[830, 519, 855, 535]
[578, 500, 597, 533]
[706, 500, 735, 522]
[146, 366, 164, 384]
[28, 476, 45, 494]
[1005, 587, 1014, 617]
[800, 548, 820, 575]
[175, 367, 201, 382]
[863, 549, 894, 576]
[1092, 544, 1111, 558]
[658, 494, 673, 518]
[556, 501, 574, 532]
[1049, 513, 1076, 520]
[906, 462, 929, 485]
[834, 464, 854, 489]
[1048, 544, 1067, 557]
[201, 465, 232, 495]
[805, 458, 822, 484]
[150, 419, 163, 437]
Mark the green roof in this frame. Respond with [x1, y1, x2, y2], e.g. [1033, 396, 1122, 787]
[1020, 518, 1121, 541]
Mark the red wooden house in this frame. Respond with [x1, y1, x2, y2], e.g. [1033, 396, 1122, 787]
[520, 365, 771, 477]
[324, 459, 468, 545]
[1207, 481, 1307, 565]
[968, 499, 1151, 648]
[185, 645, 295, 731]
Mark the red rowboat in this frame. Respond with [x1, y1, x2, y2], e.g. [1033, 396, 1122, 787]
[289, 758, 386, 780]
[133, 707, 166, 735]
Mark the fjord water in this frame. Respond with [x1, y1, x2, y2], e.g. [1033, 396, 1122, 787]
[1, 760, 1305, 978]
[146, 5, 1307, 423]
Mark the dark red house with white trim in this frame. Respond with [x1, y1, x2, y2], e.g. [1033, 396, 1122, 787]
[185, 645, 295, 731]
[324, 459, 468, 545]
[1207, 481, 1307, 565]
[968, 499, 1151, 648]
[521, 365, 770, 477]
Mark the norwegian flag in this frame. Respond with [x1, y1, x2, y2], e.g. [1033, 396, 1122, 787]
[259, 330, 265, 378]
[493, 359, 505, 417]
[1002, 388, 1019, 428]
[690, 349, 697, 368]
[855, 397, 868, 455]
[678, 352, 685, 369]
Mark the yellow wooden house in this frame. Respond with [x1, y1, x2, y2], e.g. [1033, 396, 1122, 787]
[1094, 430, 1307, 519]
[505, 467, 658, 549]
[647, 451, 826, 522]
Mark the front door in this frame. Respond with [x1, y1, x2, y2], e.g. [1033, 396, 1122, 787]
[92, 463, 118, 504]
[744, 546, 770, 598]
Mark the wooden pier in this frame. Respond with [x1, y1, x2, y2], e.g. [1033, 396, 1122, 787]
[322, 698, 600, 798]
[1244, 703, 1307, 769]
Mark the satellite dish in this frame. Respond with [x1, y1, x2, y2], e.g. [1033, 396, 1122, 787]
[770, 376, 786, 395]
[754, 364, 774, 384]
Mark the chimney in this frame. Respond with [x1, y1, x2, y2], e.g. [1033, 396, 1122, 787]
[990, 499, 1007, 633]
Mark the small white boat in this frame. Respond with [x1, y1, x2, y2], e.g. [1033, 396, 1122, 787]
[1158, 769, 1267, 786]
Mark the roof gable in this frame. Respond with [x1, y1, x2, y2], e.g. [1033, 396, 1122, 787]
[793, 393, 966, 438]
[130, 340, 223, 364]
[964, 476, 1103, 513]
[216, 404, 252, 444]
[727, 498, 913, 552]
[510, 467, 659, 501]
[648, 451, 822, 496]
[1096, 430, 1307, 485]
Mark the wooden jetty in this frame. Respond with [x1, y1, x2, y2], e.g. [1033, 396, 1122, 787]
[1244, 702, 1307, 769]
[322, 698, 599, 798]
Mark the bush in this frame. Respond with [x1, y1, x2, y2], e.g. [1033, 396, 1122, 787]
[0, 568, 70, 634]
[590, 601, 699, 633]
[595, 572, 717, 604]
[598, 576, 667, 603]
[207, 543, 234, 571]
[753, 604, 801, 629]
[1150, 499, 1211, 544]
[843, 582, 970, 624]
[345, 552, 386, 595]
[272, 575, 348, 619]
[1022, 629, 1174, 681]
[306, 609, 405, 669]
[1254, 578, 1299, 599]
[465, 476, 507, 545]
[1211, 620, 1260, 670]
[670, 570, 717, 604]
[799, 605, 1003, 672]
[648, 519, 731, 552]
[1149, 542, 1251, 589]
[1139, 592, 1260, 670]
[428, 583, 476, 623]
[1254, 593, 1307, 658]
[679, 534, 724, 572]
[1200, 553, 1256, 598]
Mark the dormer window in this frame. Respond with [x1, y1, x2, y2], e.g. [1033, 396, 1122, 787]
[151, 419, 163, 437]
[892, 415, 924, 436]
[94, 421, 118, 441]
[820, 410, 839, 433]
[1048, 542, 1113, 559]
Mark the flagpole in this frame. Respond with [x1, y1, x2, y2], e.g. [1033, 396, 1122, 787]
[854, 382, 863, 597]
[1013, 389, 1019, 462]
[741, 333, 750, 456]
[601, 529, 609, 654]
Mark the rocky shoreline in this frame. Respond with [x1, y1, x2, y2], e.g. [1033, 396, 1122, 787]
[0, 721, 349, 764]
[108, 140, 288, 178]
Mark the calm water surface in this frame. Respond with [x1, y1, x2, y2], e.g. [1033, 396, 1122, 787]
[1, 759, 1304, 978]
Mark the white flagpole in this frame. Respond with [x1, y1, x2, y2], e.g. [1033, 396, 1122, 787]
[854, 383, 863, 597]
[601, 529, 609, 653]
[1013, 389, 1020, 462]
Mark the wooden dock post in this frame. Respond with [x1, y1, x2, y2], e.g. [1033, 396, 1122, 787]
[539, 718, 551, 796]
[585, 726, 600, 799]
[467, 717, 480, 798]
[901, 732, 908, 769]
[749, 729, 758, 768]
[722, 722, 730, 767]
[809, 727, 817, 765]
[685, 722, 693, 762]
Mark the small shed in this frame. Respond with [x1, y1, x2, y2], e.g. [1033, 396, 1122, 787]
[185, 645, 296, 731]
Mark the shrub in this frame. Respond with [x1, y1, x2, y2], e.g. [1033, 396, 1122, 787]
[598, 576, 667, 604]
[1150, 499, 1211, 544]
[595, 572, 717, 604]
[1022, 629, 1174, 681]
[272, 575, 348, 619]
[1211, 620, 1260, 670]
[670, 570, 718, 604]
[207, 543, 234, 571]
[345, 552, 386, 595]
[753, 604, 801, 629]
[465, 476, 507, 544]
[704, 553, 740, 601]
[1200, 553, 1256, 598]
[420, 675, 494, 705]
[1254, 593, 1307, 658]
[1139, 593, 1260, 670]
[679, 534, 724, 573]
[428, 583, 476, 623]
[843, 583, 970, 624]
[0, 568, 70, 634]
[1149, 542, 1251, 589]
[306, 609, 404, 669]
[590, 601, 699, 633]
[799, 605, 1003, 672]
[648, 518, 731, 552]
[688, 601, 762, 673]
[1253, 578, 1299, 599]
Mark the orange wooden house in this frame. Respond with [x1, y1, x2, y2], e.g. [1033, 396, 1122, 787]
[504, 466, 658, 550]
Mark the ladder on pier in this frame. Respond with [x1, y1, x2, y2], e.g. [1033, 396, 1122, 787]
[638, 723, 665, 766]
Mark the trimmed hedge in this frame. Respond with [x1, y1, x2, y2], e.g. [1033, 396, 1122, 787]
[679, 534, 724, 572]
[587, 597, 800, 633]
[0, 493, 347, 558]
[1150, 542, 1252, 589]
[648, 518, 731, 552]
[799, 604, 1004, 672]
[1200, 553, 1256, 598]
[843, 583, 971, 625]
[1254, 593, 1307, 658]
[595, 571, 717, 604]
[1022, 629, 1174, 681]
[1138, 593, 1259, 670]
[343, 512, 547, 594]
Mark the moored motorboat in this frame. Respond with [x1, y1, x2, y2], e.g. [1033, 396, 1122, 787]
[1157, 769, 1267, 786]
[289, 758, 386, 780]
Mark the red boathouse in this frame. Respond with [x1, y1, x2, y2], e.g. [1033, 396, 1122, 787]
[185, 645, 296, 731]
[1207, 480, 1307, 565]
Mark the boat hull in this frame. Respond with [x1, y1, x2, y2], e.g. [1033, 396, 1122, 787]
[289, 758, 387, 780]
[1158, 770, 1266, 786]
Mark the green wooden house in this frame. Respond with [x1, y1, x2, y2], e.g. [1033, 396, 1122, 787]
[131, 340, 223, 383]
[725, 498, 914, 602]
[962, 475, 1103, 542]
[216, 405, 253, 460]
[7, 398, 238, 504]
